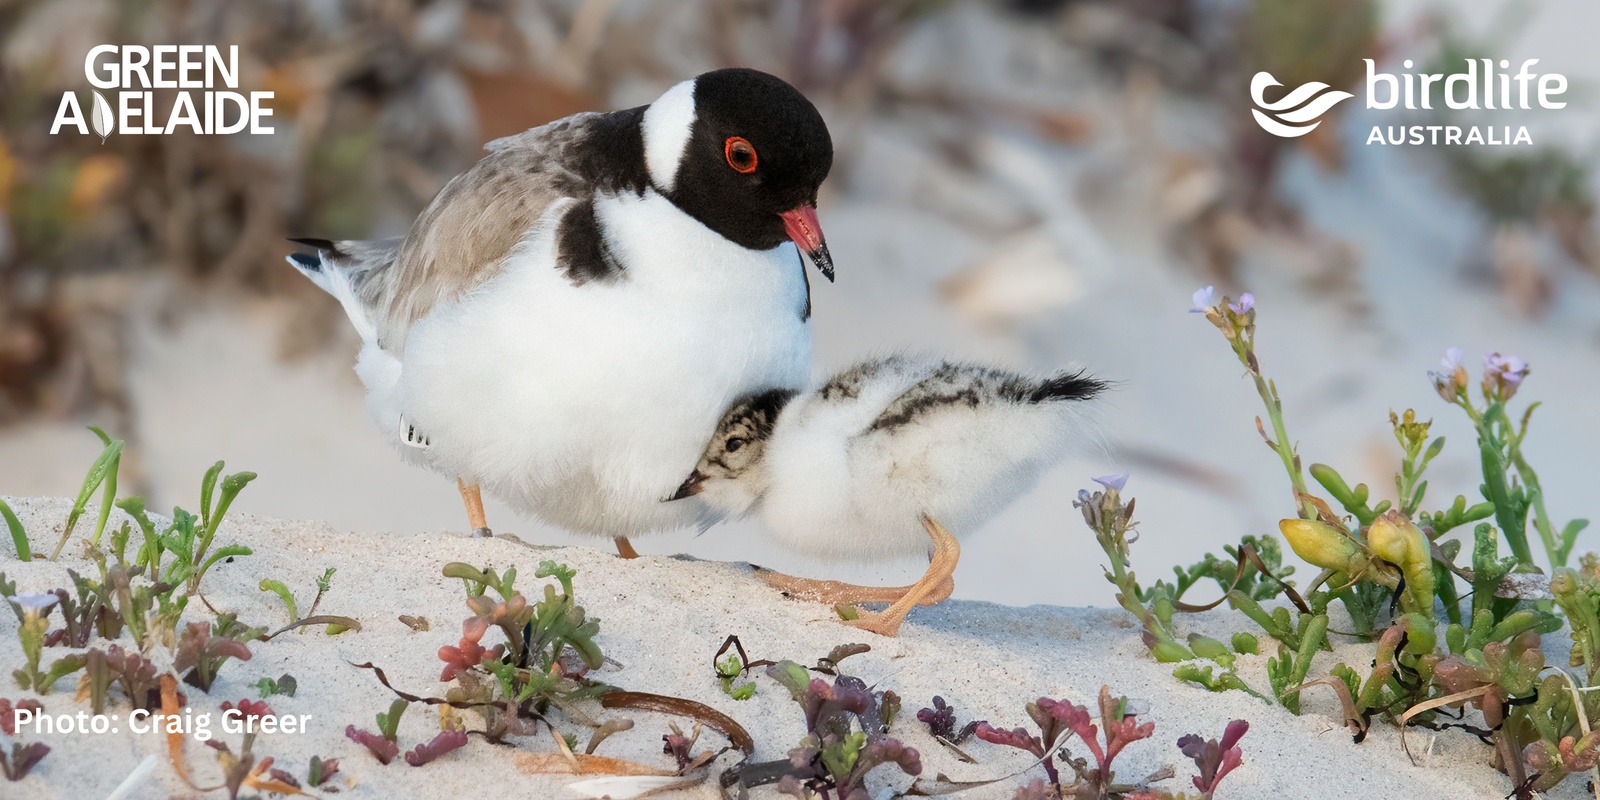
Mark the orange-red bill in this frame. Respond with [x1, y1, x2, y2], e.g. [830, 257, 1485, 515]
[778, 204, 834, 281]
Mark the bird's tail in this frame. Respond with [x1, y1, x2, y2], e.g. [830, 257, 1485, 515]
[1023, 370, 1108, 403]
[284, 237, 398, 346]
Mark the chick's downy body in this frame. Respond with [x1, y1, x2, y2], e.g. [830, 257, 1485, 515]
[682, 355, 1105, 561]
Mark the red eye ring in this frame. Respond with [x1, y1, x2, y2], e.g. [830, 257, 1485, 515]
[724, 136, 758, 174]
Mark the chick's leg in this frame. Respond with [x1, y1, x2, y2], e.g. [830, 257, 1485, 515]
[614, 537, 640, 559]
[844, 517, 960, 637]
[457, 478, 492, 538]
[756, 516, 960, 637]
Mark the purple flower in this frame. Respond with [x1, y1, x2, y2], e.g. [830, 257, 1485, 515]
[1427, 347, 1466, 402]
[1482, 352, 1531, 401]
[1484, 353, 1529, 385]
[1228, 293, 1255, 314]
[1092, 474, 1129, 492]
[1188, 286, 1215, 313]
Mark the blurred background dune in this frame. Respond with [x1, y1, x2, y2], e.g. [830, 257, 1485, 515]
[1, 0, 1597, 605]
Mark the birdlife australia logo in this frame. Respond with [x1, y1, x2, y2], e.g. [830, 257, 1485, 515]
[1248, 73, 1354, 138]
[1250, 58, 1568, 147]
[50, 45, 274, 142]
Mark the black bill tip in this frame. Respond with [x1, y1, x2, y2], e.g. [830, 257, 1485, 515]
[808, 244, 835, 283]
[666, 473, 704, 502]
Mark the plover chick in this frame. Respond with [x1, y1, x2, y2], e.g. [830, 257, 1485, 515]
[287, 69, 835, 554]
[670, 355, 1105, 635]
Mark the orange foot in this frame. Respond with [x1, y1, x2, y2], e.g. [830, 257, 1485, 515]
[755, 516, 960, 637]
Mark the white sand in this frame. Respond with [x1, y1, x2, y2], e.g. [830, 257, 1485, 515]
[0, 496, 1580, 799]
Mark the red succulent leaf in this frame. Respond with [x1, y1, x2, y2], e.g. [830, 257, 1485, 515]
[345, 725, 399, 765]
[404, 729, 469, 767]
[1220, 719, 1249, 752]
[917, 697, 957, 739]
[309, 756, 340, 787]
[1, 741, 50, 781]
[974, 722, 1044, 757]
[221, 698, 274, 722]
[0, 700, 43, 737]
[438, 616, 495, 681]
[1179, 719, 1249, 795]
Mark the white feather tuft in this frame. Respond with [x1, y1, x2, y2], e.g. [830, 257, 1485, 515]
[640, 79, 696, 193]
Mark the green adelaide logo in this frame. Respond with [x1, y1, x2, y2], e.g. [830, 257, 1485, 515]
[51, 45, 275, 140]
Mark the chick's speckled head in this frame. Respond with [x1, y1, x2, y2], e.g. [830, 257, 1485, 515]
[668, 388, 796, 514]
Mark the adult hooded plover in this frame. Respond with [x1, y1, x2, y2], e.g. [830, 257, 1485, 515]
[670, 355, 1104, 635]
[287, 68, 834, 554]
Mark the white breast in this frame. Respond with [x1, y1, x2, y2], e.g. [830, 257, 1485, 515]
[390, 189, 812, 536]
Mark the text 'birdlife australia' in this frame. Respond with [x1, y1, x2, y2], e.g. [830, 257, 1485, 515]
[1250, 58, 1569, 146]
[50, 45, 274, 142]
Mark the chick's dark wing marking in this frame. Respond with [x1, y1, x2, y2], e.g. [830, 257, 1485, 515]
[867, 362, 1103, 433]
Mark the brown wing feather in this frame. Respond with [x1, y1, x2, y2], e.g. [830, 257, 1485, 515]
[371, 120, 590, 349]
[369, 105, 658, 350]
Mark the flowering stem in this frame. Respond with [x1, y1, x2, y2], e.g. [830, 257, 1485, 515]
[1203, 291, 1317, 522]
[1105, 546, 1161, 639]
[1249, 372, 1316, 521]
[1081, 489, 1193, 662]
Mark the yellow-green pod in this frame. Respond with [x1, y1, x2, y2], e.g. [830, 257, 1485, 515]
[1278, 519, 1361, 572]
[1368, 511, 1435, 613]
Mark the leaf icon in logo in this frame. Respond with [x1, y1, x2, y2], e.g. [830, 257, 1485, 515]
[91, 90, 114, 143]
[1249, 72, 1353, 138]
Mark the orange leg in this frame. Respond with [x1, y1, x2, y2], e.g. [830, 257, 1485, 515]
[757, 516, 960, 637]
[614, 537, 640, 559]
[457, 479, 492, 538]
